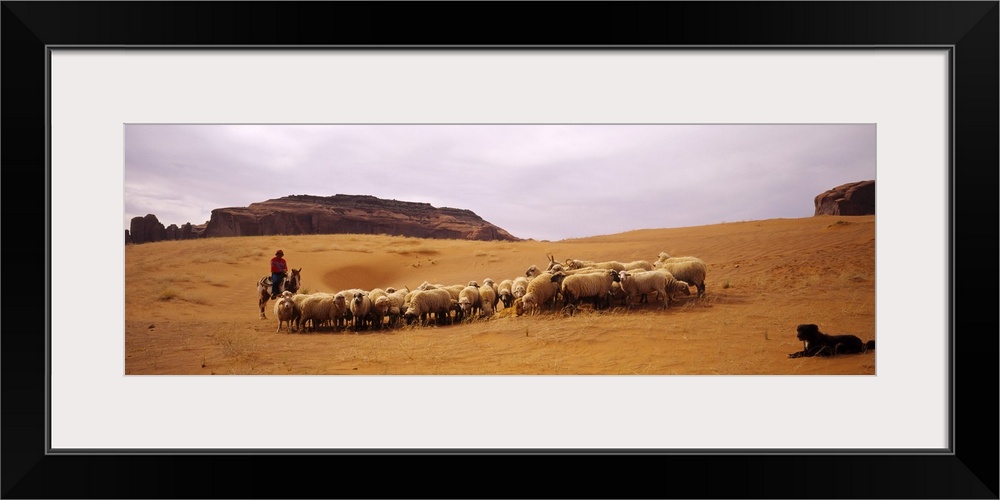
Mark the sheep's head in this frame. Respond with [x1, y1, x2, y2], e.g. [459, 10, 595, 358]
[525, 265, 539, 278]
[520, 294, 537, 314]
[467, 281, 479, 288]
[549, 272, 567, 284]
[353, 292, 365, 304]
[676, 281, 691, 296]
[610, 270, 622, 282]
[403, 309, 418, 324]
[545, 254, 558, 271]
[513, 298, 525, 316]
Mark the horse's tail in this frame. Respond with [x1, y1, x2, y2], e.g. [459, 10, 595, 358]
[864, 340, 876, 352]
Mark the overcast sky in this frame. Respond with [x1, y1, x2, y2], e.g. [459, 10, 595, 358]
[124, 124, 875, 241]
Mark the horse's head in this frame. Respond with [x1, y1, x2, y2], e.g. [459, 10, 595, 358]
[286, 268, 302, 293]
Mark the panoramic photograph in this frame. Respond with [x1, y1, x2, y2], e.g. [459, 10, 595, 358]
[124, 123, 877, 375]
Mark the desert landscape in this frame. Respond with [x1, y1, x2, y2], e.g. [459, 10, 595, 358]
[124, 214, 876, 375]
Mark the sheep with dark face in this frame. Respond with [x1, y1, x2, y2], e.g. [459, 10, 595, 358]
[497, 279, 515, 309]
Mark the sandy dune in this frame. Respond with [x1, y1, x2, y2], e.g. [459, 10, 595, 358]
[125, 215, 876, 375]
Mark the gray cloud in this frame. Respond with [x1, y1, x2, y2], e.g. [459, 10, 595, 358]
[124, 124, 875, 241]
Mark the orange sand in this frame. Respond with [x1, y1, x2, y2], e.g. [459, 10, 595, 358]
[125, 215, 875, 375]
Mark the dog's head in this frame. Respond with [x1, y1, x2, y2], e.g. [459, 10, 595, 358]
[796, 324, 821, 341]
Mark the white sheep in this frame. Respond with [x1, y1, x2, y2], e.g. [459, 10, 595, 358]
[481, 278, 500, 311]
[373, 296, 392, 329]
[368, 288, 388, 305]
[404, 288, 453, 326]
[652, 252, 703, 269]
[334, 288, 367, 330]
[551, 266, 604, 276]
[328, 292, 350, 330]
[564, 259, 627, 272]
[440, 284, 466, 301]
[653, 258, 707, 297]
[518, 272, 561, 315]
[368, 288, 392, 329]
[554, 269, 620, 311]
[618, 270, 691, 309]
[385, 287, 409, 327]
[273, 294, 300, 333]
[349, 291, 374, 332]
[458, 285, 482, 319]
[291, 293, 336, 332]
[478, 282, 497, 317]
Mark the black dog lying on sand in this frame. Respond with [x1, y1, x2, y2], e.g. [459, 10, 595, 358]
[788, 324, 876, 358]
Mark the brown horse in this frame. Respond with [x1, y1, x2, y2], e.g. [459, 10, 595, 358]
[257, 268, 301, 319]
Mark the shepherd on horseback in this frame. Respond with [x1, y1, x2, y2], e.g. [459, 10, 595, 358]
[257, 250, 301, 319]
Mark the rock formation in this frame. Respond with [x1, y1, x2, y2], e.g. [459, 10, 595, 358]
[127, 194, 520, 244]
[127, 215, 206, 244]
[814, 180, 875, 216]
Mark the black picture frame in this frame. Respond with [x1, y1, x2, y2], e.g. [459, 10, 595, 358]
[3, 2, 997, 498]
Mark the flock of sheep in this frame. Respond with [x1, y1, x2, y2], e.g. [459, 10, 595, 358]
[265, 252, 708, 334]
